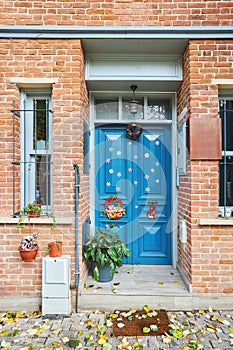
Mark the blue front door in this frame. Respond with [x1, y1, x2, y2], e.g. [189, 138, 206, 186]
[95, 125, 172, 264]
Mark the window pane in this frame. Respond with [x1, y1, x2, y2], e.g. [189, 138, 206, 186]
[122, 97, 144, 120]
[36, 155, 51, 206]
[219, 156, 233, 207]
[146, 99, 170, 120]
[33, 99, 48, 150]
[219, 100, 233, 151]
[95, 99, 118, 120]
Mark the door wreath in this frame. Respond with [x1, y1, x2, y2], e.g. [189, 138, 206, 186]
[126, 123, 142, 138]
[103, 196, 125, 220]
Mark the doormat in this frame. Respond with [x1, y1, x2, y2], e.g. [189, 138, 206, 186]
[111, 307, 170, 337]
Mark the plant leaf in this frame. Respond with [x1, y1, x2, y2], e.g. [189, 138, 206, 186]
[142, 327, 151, 333]
[93, 266, 99, 282]
[143, 305, 150, 313]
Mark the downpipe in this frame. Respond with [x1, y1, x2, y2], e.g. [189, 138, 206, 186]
[72, 164, 80, 312]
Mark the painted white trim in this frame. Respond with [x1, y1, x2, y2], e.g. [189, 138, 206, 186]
[171, 93, 178, 268]
[177, 106, 188, 124]
[89, 94, 96, 235]
[10, 78, 58, 88]
[198, 218, 233, 226]
[19, 90, 53, 208]
[86, 54, 182, 81]
[212, 79, 233, 87]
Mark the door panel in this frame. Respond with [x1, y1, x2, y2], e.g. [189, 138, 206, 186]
[95, 125, 172, 264]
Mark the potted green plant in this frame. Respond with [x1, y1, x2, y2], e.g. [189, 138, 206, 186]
[19, 232, 39, 262]
[17, 203, 56, 229]
[83, 227, 130, 282]
[17, 203, 41, 228]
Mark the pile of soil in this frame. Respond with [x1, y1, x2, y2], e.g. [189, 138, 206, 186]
[112, 309, 170, 337]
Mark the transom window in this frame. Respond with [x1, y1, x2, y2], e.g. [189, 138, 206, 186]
[219, 93, 233, 216]
[93, 93, 171, 121]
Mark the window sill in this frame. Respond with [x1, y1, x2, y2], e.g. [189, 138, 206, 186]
[198, 218, 233, 226]
[0, 217, 73, 225]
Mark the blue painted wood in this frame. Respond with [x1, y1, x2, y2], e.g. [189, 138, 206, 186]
[95, 125, 171, 264]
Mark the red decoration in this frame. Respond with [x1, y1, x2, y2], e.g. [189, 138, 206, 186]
[147, 202, 156, 219]
[104, 196, 125, 220]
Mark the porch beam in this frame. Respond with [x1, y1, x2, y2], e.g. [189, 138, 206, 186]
[0, 25, 233, 39]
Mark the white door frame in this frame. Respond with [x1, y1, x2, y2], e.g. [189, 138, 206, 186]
[89, 91, 178, 267]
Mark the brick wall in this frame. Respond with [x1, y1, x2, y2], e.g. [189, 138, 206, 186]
[177, 40, 233, 294]
[0, 0, 232, 26]
[0, 38, 89, 303]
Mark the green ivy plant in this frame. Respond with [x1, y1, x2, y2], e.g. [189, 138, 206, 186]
[17, 203, 56, 230]
[83, 227, 130, 281]
[17, 203, 41, 228]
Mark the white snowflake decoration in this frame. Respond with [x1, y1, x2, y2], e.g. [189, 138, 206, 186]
[145, 187, 151, 192]
[106, 182, 111, 187]
[116, 150, 122, 156]
[134, 181, 138, 185]
[150, 168, 155, 173]
[109, 168, 114, 174]
[155, 179, 160, 183]
[116, 186, 121, 192]
[144, 174, 150, 180]
[109, 147, 114, 152]
[128, 167, 133, 172]
[106, 158, 111, 163]
[145, 153, 150, 158]
[117, 172, 122, 177]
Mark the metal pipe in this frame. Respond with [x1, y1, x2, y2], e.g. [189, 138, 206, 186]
[73, 164, 80, 312]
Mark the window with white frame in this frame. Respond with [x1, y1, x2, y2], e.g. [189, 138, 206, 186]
[219, 91, 233, 217]
[20, 89, 53, 212]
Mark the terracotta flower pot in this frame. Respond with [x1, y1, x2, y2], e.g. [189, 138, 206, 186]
[28, 204, 42, 218]
[48, 242, 62, 257]
[19, 247, 38, 262]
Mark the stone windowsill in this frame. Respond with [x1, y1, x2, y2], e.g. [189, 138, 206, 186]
[0, 217, 73, 225]
[198, 218, 233, 226]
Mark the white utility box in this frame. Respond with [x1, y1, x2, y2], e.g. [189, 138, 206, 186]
[42, 256, 71, 315]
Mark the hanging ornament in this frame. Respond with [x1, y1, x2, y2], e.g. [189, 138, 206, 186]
[126, 123, 142, 138]
[147, 202, 156, 219]
[103, 196, 125, 220]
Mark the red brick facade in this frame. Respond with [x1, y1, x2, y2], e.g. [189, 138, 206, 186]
[0, 1, 233, 309]
[0, 1, 232, 26]
[0, 38, 89, 304]
[177, 41, 233, 294]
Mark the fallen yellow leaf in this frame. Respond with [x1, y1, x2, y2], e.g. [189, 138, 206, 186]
[130, 309, 137, 314]
[52, 328, 62, 335]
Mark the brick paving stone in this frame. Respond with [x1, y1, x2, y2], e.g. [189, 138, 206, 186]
[146, 336, 160, 349]
[1, 309, 233, 349]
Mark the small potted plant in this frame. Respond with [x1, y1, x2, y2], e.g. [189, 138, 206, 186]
[83, 227, 130, 282]
[17, 203, 41, 228]
[17, 203, 56, 229]
[46, 241, 63, 257]
[19, 232, 39, 262]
